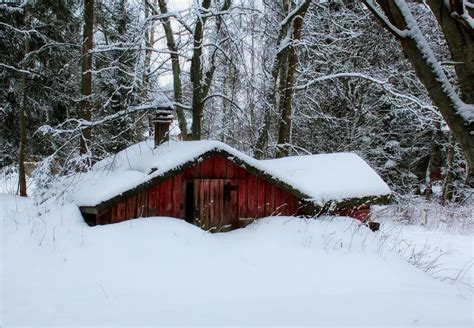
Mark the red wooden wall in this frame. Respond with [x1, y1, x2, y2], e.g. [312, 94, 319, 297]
[96, 154, 302, 230]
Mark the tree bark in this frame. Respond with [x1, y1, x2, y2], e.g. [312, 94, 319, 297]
[190, 0, 231, 140]
[190, 0, 212, 140]
[442, 134, 455, 204]
[425, 0, 474, 104]
[80, 0, 94, 156]
[276, 7, 308, 158]
[255, 0, 311, 158]
[18, 68, 27, 197]
[157, 0, 188, 139]
[423, 122, 443, 199]
[18, 3, 29, 197]
[135, 0, 155, 142]
[366, 0, 474, 185]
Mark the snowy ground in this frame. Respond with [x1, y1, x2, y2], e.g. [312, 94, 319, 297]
[1, 194, 473, 327]
[373, 202, 473, 295]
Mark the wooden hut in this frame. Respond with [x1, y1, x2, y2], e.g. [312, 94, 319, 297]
[75, 109, 390, 232]
[75, 143, 391, 231]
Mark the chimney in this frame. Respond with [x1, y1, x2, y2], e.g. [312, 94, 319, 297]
[153, 106, 174, 148]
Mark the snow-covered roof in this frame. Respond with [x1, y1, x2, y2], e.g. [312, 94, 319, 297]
[73, 140, 390, 208]
[262, 154, 391, 206]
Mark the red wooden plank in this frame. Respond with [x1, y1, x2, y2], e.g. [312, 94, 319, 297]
[116, 201, 127, 222]
[159, 179, 173, 217]
[126, 195, 137, 220]
[110, 205, 117, 223]
[200, 158, 213, 178]
[247, 174, 257, 218]
[238, 176, 247, 219]
[226, 159, 236, 179]
[192, 162, 201, 178]
[266, 184, 275, 217]
[136, 191, 148, 218]
[221, 179, 229, 229]
[257, 177, 266, 218]
[229, 180, 239, 229]
[172, 174, 183, 218]
[209, 179, 217, 229]
[148, 185, 159, 217]
[222, 179, 230, 229]
[213, 155, 227, 178]
[181, 179, 187, 218]
[194, 180, 201, 226]
[219, 179, 225, 229]
[273, 187, 285, 216]
[287, 195, 297, 216]
[202, 179, 210, 229]
[237, 166, 247, 179]
[332, 206, 371, 219]
[218, 179, 224, 230]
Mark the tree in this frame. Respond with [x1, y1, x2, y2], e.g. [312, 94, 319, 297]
[79, 0, 94, 157]
[156, 0, 188, 140]
[17, 2, 29, 196]
[1, 0, 82, 194]
[363, 0, 474, 185]
[275, 0, 311, 158]
[190, 0, 233, 140]
[291, 2, 438, 195]
[255, 0, 312, 158]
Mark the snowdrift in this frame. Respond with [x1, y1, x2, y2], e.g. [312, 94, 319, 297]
[1, 196, 472, 326]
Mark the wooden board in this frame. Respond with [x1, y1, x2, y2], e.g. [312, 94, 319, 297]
[136, 190, 148, 218]
[126, 195, 136, 220]
[148, 185, 160, 217]
[256, 177, 266, 218]
[171, 174, 183, 218]
[247, 174, 257, 218]
[213, 156, 227, 178]
[91, 153, 318, 230]
[194, 178, 238, 231]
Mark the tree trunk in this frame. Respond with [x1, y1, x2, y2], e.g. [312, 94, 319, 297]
[80, 0, 94, 156]
[255, 0, 311, 158]
[18, 73, 27, 197]
[190, 0, 231, 140]
[367, 0, 474, 185]
[135, 0, 155, 142]
[442, 134, 455, 204]
[18, 3, 30, 197]
[276, 9, 307, 158]
[423, 122, 443, 199]
[190, 0, 212, 140]
[157, 0, 188, 139]
[426, 0, 474, 104]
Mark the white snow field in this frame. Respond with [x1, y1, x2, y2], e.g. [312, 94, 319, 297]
[1, 194, 473, 327]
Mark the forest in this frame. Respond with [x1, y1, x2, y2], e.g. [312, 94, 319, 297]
[1, 0, 473, 204]
[2, 1, 474, 326]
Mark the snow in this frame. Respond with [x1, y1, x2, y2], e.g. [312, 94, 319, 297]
[73, 139, 390, 207]
[381, 223, 473, 290]
[1, 194, 472, 326]
[262, 153, 390, 205]
[0, 166, 36, 195]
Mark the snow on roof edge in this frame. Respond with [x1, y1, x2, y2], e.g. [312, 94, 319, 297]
[74, 140, 391, 209]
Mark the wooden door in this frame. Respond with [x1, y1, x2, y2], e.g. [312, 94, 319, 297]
[194, 179, 238, 232]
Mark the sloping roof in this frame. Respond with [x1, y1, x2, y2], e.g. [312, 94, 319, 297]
[73, 140, 390, 211]
[262, 154, 391, 206]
